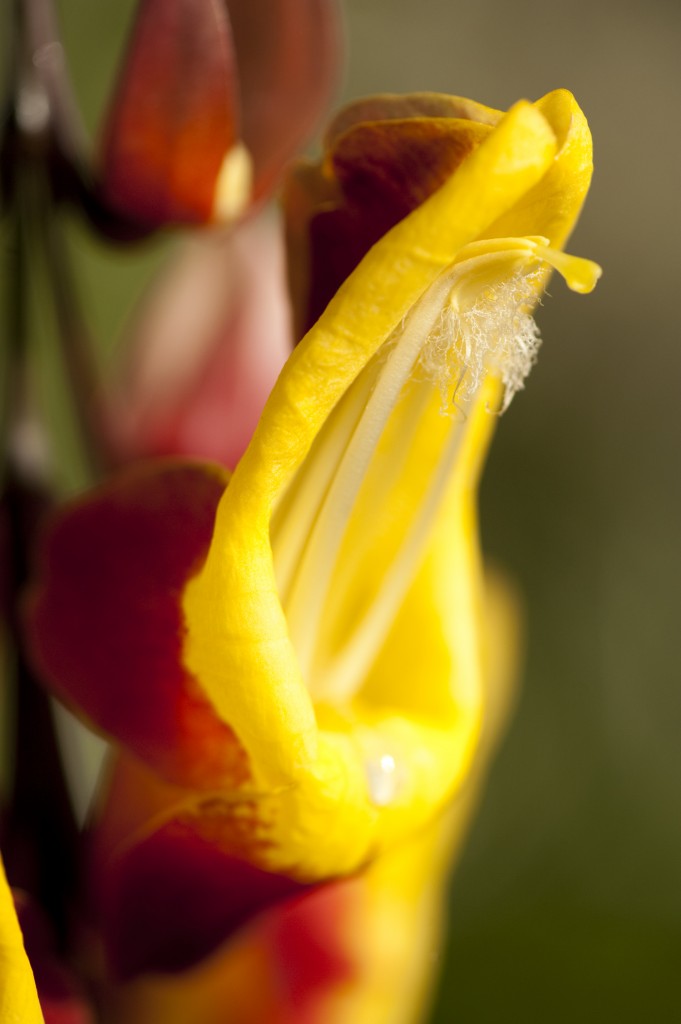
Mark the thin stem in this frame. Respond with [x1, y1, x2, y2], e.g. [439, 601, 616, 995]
[0, 206, 25, 488]
[19, 0, 88, 168]
[41, 205, 117, 477]
[3, 0, 118, 482]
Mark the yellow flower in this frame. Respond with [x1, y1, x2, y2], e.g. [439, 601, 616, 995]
[181, 89, 600, 878]
[26, 89, 599, 982]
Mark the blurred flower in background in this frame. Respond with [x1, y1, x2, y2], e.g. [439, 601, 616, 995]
[101, 0, 337, 469]
[1, 1, 601, 1022]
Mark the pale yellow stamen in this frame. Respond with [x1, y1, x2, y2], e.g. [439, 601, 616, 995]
[272, 236, 601, 705]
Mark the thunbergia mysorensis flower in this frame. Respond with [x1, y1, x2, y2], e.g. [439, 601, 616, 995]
[97, 0, 340, 465]
[100, 0, 341, 228]
[176, 89, 599, 874]
[101, 0, 340, 466]
[20, 88, 599, 1009]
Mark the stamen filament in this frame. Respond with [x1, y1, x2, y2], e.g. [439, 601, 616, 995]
[272, 366, 375, 602]
[313, 388, 476, 703]
[284, 270, 456, 679]
[274, 236, 601, 701]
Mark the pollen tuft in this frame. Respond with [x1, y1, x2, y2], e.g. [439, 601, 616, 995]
[419, 267, 544, 414]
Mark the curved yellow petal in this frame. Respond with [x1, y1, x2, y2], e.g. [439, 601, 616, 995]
[0, 857, 44, 1024]
[182, 92, 596, 880]
[486, 89, 594, 248]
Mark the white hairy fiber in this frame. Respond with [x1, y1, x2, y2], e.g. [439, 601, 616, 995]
[419, 267, 545, 414]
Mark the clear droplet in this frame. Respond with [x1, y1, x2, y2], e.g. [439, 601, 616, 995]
[365, 752, 400, 807]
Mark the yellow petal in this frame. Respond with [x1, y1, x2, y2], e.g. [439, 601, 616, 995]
[486, 89, 594, 248]
[182, 92, 596, 880]
[0, 857, 44, 1024]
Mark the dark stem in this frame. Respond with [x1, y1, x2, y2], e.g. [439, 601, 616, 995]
[1, 471, 81, 952]
[41, 191, 119, 478]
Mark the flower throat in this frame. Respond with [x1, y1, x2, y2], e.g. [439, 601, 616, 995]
[271, 236, 601, 705]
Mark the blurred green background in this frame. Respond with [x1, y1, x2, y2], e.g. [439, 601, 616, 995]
[9, 0, 681, 1019]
